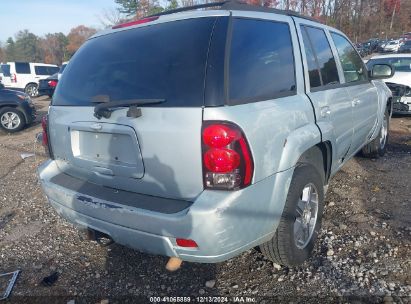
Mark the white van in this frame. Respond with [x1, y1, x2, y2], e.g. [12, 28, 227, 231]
[1, 62, 59, 97]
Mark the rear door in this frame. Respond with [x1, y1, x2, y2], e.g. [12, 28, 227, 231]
[14, 62, 32, 89]
[330, 32, 379, 154]
[50, 15, 228, 201]
[296, 21, 353, 164]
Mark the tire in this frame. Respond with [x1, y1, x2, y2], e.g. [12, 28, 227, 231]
[25, 83, 38, 97]
[361, 109, 389, 158]
[0, 107, 26, 133]
[260, 164, 324, 267]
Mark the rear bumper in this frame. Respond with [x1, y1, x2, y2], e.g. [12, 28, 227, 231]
[38, 87, 54, 96]
[38, 160, 293, 263]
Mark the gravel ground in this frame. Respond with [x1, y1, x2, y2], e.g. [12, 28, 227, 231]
[0, 96, 410, 303]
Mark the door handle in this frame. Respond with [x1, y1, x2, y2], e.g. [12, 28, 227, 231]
[320, 106, 331, 118]
[352, 99, 361, 107]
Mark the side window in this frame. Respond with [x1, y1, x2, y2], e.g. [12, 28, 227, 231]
[35, 66, 48, 75]
[300, 25, 339, 89]
[331, 33, 367, 83]
[229, 18, 296, 104]
[15, 62, 31, 74]
[35, 66, 59, 75]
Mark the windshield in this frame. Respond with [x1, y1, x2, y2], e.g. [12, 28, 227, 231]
[367, 57, 411, 72]
[53, 17, 218, 107]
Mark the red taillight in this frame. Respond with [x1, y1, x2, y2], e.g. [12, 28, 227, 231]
[176, 238, 198, 248]
[202, 122, 254, 190]
[41, 116, 48, 146]
[204, 148, 240, 173]
[48, 80, 57, 88]
[112, 16, 159, 29]
[203, 124, 239, 148]
[11, 73, 17, 83]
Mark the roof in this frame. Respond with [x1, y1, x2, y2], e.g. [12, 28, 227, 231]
[150, 0, 322, 24]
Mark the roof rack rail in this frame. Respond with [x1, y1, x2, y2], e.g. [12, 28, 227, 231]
[150, 1, 228, 17]
[149, 0, 321, 24]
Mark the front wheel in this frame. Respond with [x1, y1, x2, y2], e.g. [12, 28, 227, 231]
[362, 109, 389, 158]
[260, 164, 324, 266]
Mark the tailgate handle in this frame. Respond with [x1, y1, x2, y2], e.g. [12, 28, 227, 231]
[93, 167, 114, 176]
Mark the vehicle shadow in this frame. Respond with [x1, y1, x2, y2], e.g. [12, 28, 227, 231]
[104, 244, 218, 297]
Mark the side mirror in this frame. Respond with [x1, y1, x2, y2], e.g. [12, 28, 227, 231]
[369, 64, 395, 79]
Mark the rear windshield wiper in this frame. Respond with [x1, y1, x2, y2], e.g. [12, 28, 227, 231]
[92, 98, 165, 119]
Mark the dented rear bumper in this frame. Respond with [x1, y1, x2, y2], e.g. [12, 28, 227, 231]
[38, 160, 293, 263]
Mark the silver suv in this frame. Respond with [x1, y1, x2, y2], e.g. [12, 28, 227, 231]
[38, 2, 393, 267]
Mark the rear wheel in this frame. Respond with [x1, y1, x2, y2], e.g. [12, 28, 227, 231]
[25, 83, 38, 97]
[0, 107, 26, 132]
[260, 164, 324, 266]
[362, 109, 389, 158]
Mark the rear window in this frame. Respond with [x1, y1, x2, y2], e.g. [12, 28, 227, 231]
[53, 17, 218, 107]
[366, 57, 411, 72]
[35, 65, 59, 75]
[0, 64, 10, 76]
[15, 62, 31, 74]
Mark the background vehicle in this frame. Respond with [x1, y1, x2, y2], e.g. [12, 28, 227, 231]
[382, 40, 401, 53]
[355, 44, 368, 57]
[0, 83, 36, 132]
[398, 40, 411, 53]
[1, 62, 59, 97]
[38, 73, 58, 97]
[38, 2, 393, 267]
[367, 54, 411, 114]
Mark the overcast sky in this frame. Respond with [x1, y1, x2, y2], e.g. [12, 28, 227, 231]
[0, 0, 120, 42]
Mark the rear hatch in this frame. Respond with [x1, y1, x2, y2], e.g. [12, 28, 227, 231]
[0, 64, 11, 87]
[49, 15, 227, 201]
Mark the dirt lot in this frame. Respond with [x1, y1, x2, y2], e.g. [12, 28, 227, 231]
[0, 96, 410, 303]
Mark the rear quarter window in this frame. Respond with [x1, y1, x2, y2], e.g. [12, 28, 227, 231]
[228, 18, 296, 104]
[15, 62, 31, 74]
[53, 17, 218, 107]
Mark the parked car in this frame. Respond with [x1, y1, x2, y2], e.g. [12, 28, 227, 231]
[38, 2, 393, 267]
[0, 62, 59, 97]
[398, 40, 411, 53]
[355, 44, 368, 57]
[382, 40, 401, 53]
[367, 54, 411, 114]
[38, 73, 58, 97]
[0, 83, 36, 132]
[376, 40, 388, 53]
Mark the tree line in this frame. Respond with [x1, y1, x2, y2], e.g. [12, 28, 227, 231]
[0, 25, 97, 65]
[116, 0, 411, 42]
[1, 0, 409, 65]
